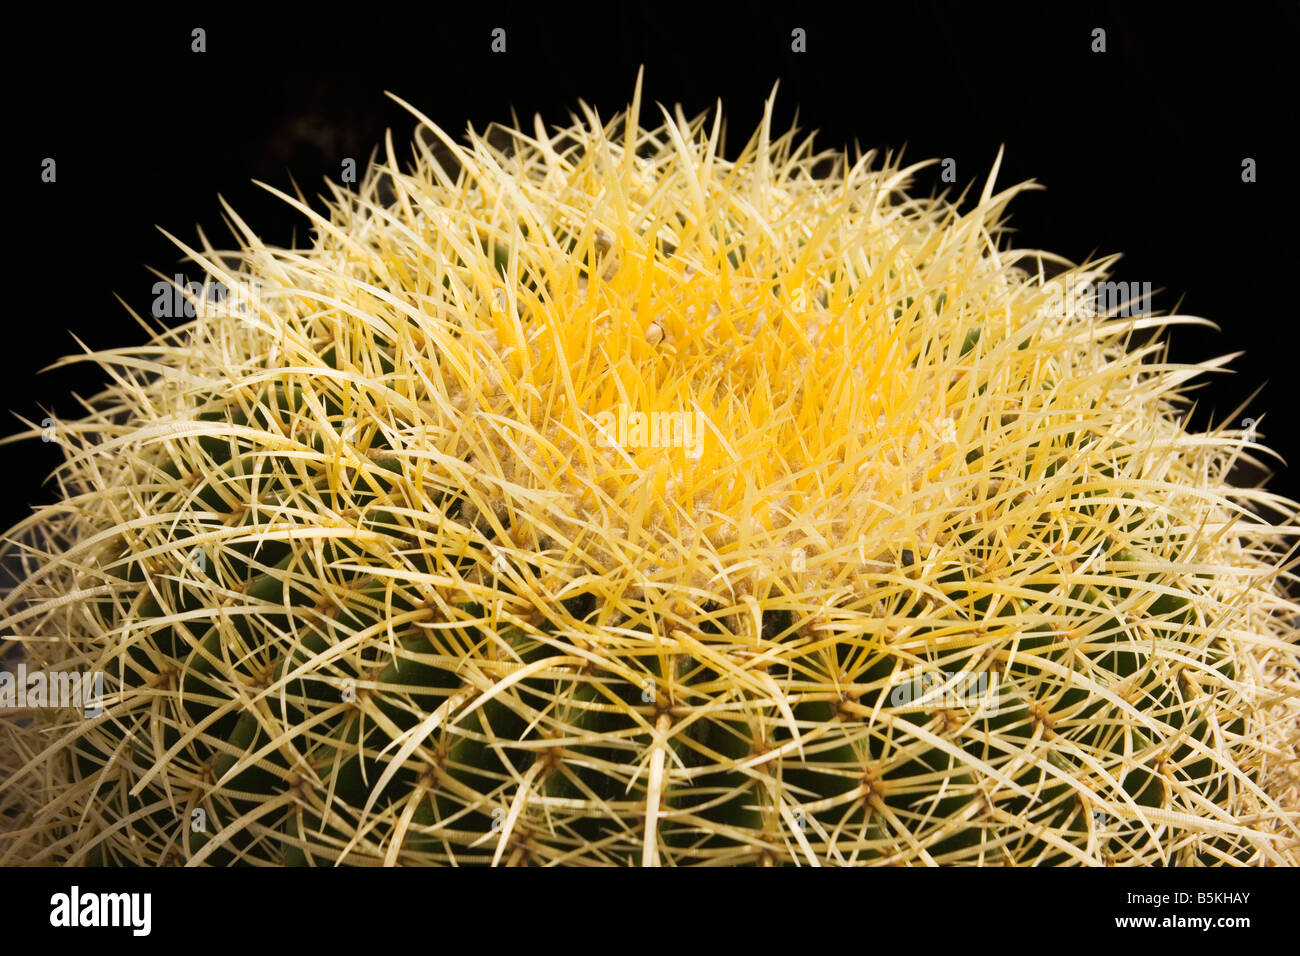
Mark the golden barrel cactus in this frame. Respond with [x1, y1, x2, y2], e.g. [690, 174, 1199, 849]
[2, 79, 1298, 866]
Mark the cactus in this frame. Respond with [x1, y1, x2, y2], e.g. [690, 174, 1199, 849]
[2, 78, 1298, 866]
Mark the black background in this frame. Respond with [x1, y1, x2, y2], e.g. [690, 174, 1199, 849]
[6, 1, 1299, 531]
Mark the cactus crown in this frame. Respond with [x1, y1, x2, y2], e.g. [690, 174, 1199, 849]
[2, 77, 1298, 866]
